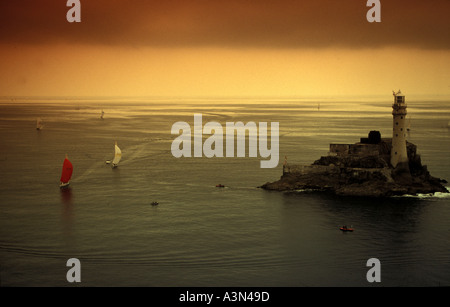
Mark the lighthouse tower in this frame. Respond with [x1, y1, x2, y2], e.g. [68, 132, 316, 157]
[390, 90, 408, 168]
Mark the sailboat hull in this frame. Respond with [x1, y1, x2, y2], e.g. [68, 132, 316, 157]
[60, 182, 70, 188]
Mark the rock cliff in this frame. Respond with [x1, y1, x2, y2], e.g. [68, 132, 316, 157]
[260, 139, 448, 197]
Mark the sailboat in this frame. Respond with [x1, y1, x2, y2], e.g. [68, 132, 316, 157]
[36, 118, 43, 130]
[112, 141, 122, 168]
[60, 154, 73, 188]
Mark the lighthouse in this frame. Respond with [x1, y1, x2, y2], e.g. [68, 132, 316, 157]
[390, 90, 408, 168]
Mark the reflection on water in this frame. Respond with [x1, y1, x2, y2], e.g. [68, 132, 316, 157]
[60, 187, 73, 237]
[60, 187, 73, 226]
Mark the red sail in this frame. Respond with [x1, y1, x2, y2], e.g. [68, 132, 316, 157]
[60, 158, 73, 183]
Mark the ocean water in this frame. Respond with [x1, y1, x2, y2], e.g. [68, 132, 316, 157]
[0, 96, 449, 287]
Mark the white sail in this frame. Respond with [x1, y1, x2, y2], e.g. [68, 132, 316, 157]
[36, 118, 43, 130]
[112, 141, 122, 166]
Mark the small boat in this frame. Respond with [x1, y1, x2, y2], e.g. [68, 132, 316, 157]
[60, 154, 73, 188]
[36, 118, 44, 130]
[151, 201, 159, 206]
[340, 225, 354, 232]
[111, 141, 122, 168]
[216, 184, 225, 188]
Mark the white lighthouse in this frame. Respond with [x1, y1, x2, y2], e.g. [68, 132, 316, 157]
[390, 90, 408, 168]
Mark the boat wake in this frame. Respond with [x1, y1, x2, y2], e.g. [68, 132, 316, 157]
[72, 160, 106, 183]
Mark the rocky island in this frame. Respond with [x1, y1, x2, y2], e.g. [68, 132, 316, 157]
[260, 91, 448, 197]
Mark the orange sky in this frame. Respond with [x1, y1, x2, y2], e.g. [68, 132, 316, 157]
[0, 0, 449, 98]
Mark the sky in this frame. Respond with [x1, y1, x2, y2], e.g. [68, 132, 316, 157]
[0, 0, 449, 98]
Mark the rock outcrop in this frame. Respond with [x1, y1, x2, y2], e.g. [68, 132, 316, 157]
[260, 137, 448, 197]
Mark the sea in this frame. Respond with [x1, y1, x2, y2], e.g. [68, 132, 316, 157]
[0, 96, 449, 288]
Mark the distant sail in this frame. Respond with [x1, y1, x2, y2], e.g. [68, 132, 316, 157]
[112, 141, 122, 167]
[60, 155, 73, 188]
[36, 118, 43, 130]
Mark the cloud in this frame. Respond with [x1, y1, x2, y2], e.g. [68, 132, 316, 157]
[0, 0, 449, 49]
